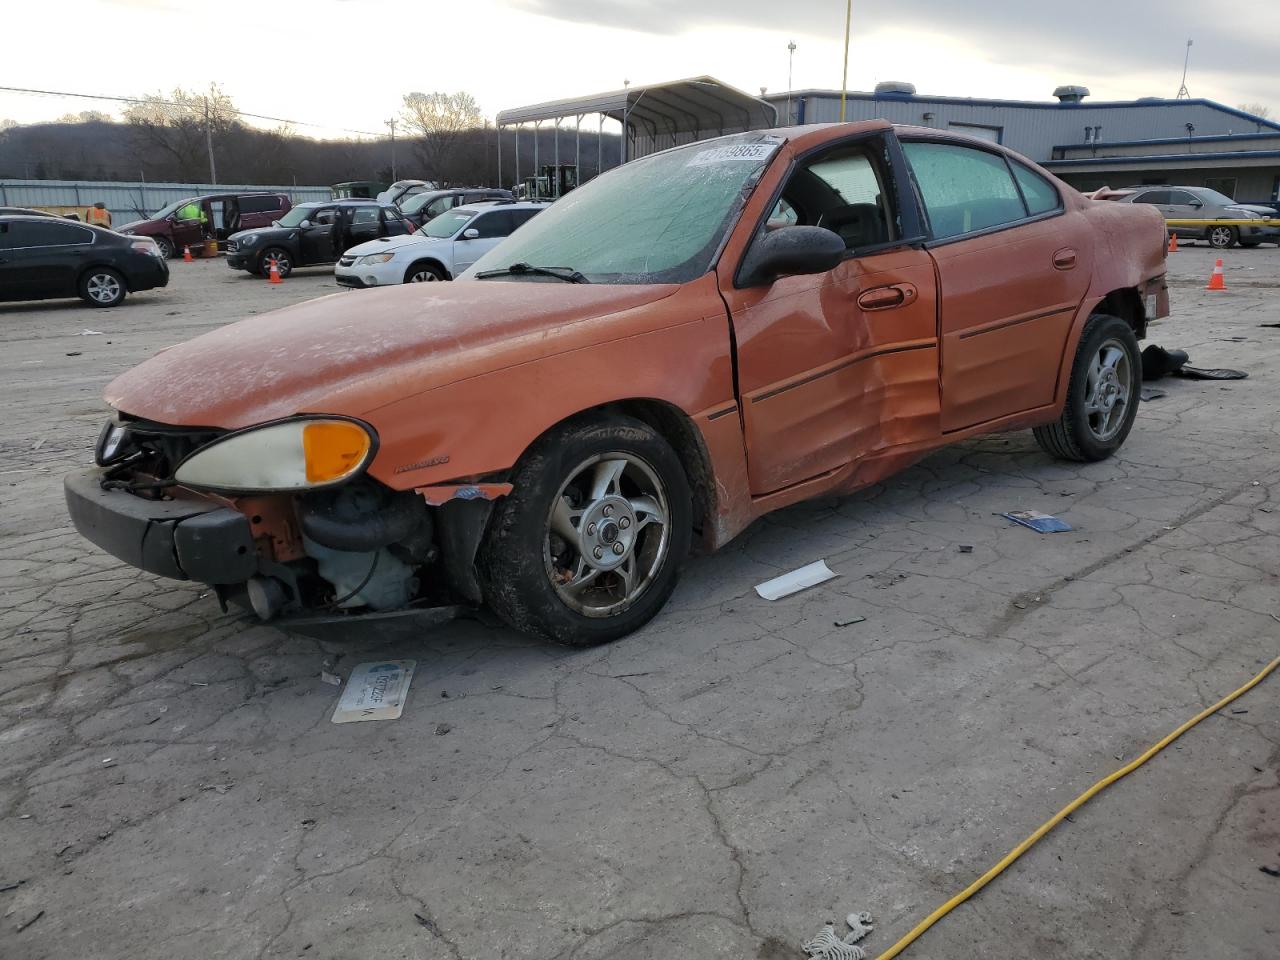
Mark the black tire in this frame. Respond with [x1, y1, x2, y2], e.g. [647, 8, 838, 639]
[1208, 225, 1238, 249]
[1033, 313, 1140, 462]
[403, 261, 446, 283]
[477, 415, 693, 646]
[259, 247, 293, 278]
[78, 267, 127, 308]
[154, 236, 174, 259]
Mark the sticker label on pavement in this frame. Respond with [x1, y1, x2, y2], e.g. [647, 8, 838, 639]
[331, 660, 416, 724]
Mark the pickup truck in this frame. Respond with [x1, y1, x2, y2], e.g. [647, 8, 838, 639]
[66, 120, 1169, 646]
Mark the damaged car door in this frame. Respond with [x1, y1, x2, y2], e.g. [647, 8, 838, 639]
[720, 131, 941, 495]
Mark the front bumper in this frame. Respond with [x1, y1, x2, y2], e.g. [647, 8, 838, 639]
[334, 261, 397, 288]
[226, 251, 254, 269]
[64, 468, 257, 584]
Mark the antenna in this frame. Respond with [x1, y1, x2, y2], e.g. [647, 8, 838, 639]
[1176, 39, 1193, 99]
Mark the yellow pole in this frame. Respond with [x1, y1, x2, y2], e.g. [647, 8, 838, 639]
[840, 0, 851, 121]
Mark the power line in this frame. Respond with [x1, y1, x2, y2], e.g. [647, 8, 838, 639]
[0, 83, 385, 138]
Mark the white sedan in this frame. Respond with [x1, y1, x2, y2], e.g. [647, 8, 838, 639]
[334, 201, 545, 287]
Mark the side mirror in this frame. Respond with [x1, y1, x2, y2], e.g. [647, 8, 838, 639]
[1189, 200, 1203, 208]
[739, 225, 846, 285]
[299, 219, 313, 228]
[271, 219, 280, 227]
[462, 227, 480, 240]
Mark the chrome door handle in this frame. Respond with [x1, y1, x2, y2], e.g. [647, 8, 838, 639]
[857, 283, 917, 311]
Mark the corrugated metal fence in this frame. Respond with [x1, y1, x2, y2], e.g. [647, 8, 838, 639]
[0, 179, 332, 226]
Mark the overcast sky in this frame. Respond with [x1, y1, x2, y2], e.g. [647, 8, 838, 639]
[3, 0, 1277, 138]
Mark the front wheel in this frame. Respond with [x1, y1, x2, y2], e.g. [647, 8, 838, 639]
[1209, 225, 1238, 249]
[259, 247, 293, 278]
[404, 261, 446, 283]
[79, 268, 126, 307]
[1033, 313, 1140, 462]
[477, 415, 692, 645]
[154, 236, 174, 259]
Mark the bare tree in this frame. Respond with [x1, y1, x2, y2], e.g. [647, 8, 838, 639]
[124, 85, 238, 182]
[1238, 102, 1273, 120]
[0, 118, 17, 131]
[400, 91, 482, 185]
[57, 110, 113, 123]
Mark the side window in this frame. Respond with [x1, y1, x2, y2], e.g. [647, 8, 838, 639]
[1132, 191, 1170, 205]
[1010, 161, 1061, 216]
[240, 195, 281, 214]
[381, 207, 403, 224]
[772, 141, 895, 250]
[424, 197, 452, 219]
[349, 207, 380, 225]
[469, 211, 515, 238]
[1167, 190, 1198, 206]
[903, 141, 1026, 240]
[510, 209, 540, 228]
[311, 208, 338, 226]
[14, 221, 94, 246]
[0, 222, 18, 249]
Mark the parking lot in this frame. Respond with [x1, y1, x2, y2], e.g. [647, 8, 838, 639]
[1, 248, 1278, 959]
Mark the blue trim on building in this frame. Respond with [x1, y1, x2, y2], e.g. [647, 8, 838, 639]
[775, 91, 1280, 132]
[1055, 132, 1280, 151]
[1044, 150, 1280, 167]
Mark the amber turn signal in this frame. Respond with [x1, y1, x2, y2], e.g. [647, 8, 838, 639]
[303, 420, 373, 484]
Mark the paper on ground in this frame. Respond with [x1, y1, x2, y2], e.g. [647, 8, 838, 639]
[331, 660, 416, 724]
[1002, 510, 1073, 533]
[755, 560, 837, 600]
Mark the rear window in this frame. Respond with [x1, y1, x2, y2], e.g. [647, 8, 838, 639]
[350, 207, 380, 225]
[239, 195, 283, 214]
[1010, 161, 1061, 216]
[903, 141, 1027, 240]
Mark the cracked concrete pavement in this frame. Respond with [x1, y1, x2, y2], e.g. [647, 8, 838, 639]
[1, 250, 1278, 960]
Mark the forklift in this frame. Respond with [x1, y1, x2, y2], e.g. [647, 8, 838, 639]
[519, 164, 578, 201]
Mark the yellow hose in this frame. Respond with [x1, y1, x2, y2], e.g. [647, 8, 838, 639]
[873, 655, 1280, 960]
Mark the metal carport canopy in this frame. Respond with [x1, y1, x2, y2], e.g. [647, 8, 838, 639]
[495, 76, 777, 136]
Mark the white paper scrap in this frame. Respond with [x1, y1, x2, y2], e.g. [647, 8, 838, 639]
[754, 560, 838, 601]
[331, 660, 416, 724]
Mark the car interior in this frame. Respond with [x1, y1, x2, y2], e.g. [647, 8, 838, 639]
[766, 143, 895, 251]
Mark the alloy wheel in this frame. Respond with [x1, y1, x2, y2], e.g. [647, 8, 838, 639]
[86, 272, 122, 304]
[1083, 338, 1132, 442]
[544, 453, 670, 618]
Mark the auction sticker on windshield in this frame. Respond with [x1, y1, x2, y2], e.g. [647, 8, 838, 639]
[687, 143, 777, 166]
[331, 660, 417, 724]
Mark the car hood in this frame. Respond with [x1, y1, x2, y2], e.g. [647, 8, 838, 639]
[229, 227, 291, 243]
[105, 281, 681, 429]
[115, 219, 158, 234]
[344, 234, 444, 257]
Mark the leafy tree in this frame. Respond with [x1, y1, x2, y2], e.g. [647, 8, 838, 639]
[400, 91, 482, 185]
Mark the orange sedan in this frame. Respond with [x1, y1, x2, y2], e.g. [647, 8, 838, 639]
[66, 121, 1169, 645]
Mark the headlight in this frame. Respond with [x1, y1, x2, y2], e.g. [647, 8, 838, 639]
[239, 233, 259, 246]
[174, 417, 376, 492]
[357, 252, 396, 265]
[96, 419, 131, 465]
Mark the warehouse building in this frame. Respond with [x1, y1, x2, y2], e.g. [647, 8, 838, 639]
[500, 78, 1280, 202]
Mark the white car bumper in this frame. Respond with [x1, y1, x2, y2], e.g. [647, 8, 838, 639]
[334, 255, 406, 289]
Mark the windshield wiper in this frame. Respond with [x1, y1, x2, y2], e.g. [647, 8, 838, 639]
[474, 262, 590, 283]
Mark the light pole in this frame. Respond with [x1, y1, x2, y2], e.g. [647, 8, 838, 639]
[786, 41, 797, 124]
[385, 118, 397, 182]
[840, 0, 852, 122]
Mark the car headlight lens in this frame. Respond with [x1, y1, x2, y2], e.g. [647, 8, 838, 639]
[174, 418, 375, 492]
[357, 252, 396, 265]
[239, 233, 259, 246]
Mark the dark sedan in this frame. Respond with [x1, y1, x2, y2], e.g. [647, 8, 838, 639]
[0, 216, 168, 307]
[225, 200, 412, 278]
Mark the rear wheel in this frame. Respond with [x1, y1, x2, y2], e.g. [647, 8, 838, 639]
[1033, 313, 1140, 462]
[79, 268, 126, 307]
[1209, 225, 1238, 249]
[259, 247, 293, 278]
[477, 415, 692, 645]
[404, 261, 446, 283]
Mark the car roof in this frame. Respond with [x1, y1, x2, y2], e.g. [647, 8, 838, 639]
[297, 198, 386, 208]
[452, 201, 547, 214]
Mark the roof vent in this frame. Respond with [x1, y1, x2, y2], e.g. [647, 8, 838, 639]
[1054, 85, 1091, 103]
[874, 81, 916, 97]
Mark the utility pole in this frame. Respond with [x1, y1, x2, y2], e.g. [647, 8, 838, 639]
[386, 118, 397, 181]
[840, 0, 852, 122]
[1176, 39, 1193, 99]
[786, 41, 797, 124]
[203, 93, 217, 185]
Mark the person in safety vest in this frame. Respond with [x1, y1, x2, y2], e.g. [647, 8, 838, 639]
[176, 200, 210, 236]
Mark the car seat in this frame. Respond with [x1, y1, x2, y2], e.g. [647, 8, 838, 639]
[817, 203, 888, 248]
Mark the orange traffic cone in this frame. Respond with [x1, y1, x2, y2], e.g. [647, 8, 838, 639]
[182, 245, 193, 262]
[268, 258, 283, 284]
[1205, 258, 1227, 291]
[1168, 233, 1178, 253]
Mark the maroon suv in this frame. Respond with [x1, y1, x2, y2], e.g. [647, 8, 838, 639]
[115, 192, 290, 259]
